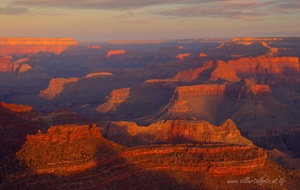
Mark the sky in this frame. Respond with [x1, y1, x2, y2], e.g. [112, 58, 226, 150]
[0, 0, 300, 41]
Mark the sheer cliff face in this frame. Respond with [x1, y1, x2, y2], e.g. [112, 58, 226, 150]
[39, 77, 79, 100]
[0, 38, 78, 55]
[100, 119, 252, 146]
[0, 102, 39, 159]
[227, 57, 299, 77]
[17, 124, 124, 174]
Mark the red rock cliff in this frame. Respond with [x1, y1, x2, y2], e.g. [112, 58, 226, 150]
[39, 77, 79, 100]
[227, 57, 299, 75]
[0, 37, 78, 55]
[101, 119, 252, 146]
[106, 50, 126, 58]
[17, 124, 108, 174]
[0, 102, 32, 113]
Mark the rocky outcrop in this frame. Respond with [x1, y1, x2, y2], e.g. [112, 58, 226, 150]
[16, 124, 117, 174]
[110, 144, 267, 176]
[97, 88, 131, 112]
[85, 72, 113, 78]
[106, 50, 126, 58]
[227, 57, 299, 76]
[100, 119, 252, 146]
[25, 124, 102, 143]
[0, 38, 78, 55]
[232, 37, 284, 42]
[199, 53, 207, 57]
[39, 77, 79, 100]
[208, 60, 240, 82]
[211, 41, 270, 57]
[176, 53, 191, 60]
[0, 57, 32, 73]
[0, 102, 32, 113]
[172, 84, 271, 100]
[169, 60, 240, 82]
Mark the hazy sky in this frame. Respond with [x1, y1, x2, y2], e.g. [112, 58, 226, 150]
[0, 0, 299, 41]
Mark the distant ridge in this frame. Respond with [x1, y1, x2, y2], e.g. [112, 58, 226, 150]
[0, 37, 78, 55]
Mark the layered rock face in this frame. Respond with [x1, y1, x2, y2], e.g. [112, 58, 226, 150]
[210, 41, 270, 57]
[100, 119, 252, 146]
[85, 72, 113, 78]
[227, 57, 299, 77]
[106, 50, 126, 58]
[170, 60, 240, 83]
[17, 124, 123, 174]
[0, 38, 78, 55]
[232, 37, 284, 42]
[96, 88, 130, 112]
[39, 77, 79, 100]
[172, 84, 271, 100]
[176, 53, 192, 60]
[103, 144, 266, 177]
[0, 57, 32, 73]
[0, 102, 32, 113]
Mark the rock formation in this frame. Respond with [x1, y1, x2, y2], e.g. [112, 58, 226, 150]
[106, 50, 126, 58]
[172, 84, 271, 100]
[211, 41, 270, 57]
[227, 57, 299, 76]
[17, 124, 124, 174]
[0, 38, 78, 55]
[0, 57, 32, 73]
[100, 119, 252, 146]
[85, 72, 113, 78]
[199, 53, 207, 57]
[103, 144, 266, 176]
[39, 77, 79, 100]
[0, 102, 32, 113]
[176, 53, 191, 60]
[169, 60, 240, 83]
[96, 88, 131, 113]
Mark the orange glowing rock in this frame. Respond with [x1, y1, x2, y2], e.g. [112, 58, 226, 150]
[85, 72, 113, 78]
[0, 102, 32, 112]
[106, 50, 126, 58]
[176, 53, 191, 60]
[177, 46, 184, 49]
[87, 45, 101, 49]
[39, 77, 79, 100]
[0, 37, 78, 55]
[199, 53, 207, 57]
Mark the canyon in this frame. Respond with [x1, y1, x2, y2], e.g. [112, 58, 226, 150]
[0, 37, 300, 189]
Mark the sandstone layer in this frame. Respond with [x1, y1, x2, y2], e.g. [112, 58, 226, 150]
[227, 57, 299, 76]
[0, 38, 78, 55]
[106, 50, 126, 58]
[39, 77, 79, 100]
[17, 124, 123, 174]
[97, 88, 131, 112]
[176, 53, 192, 60]
[0, 57, 32, 73]
[100, 119, 252, 146]
[0, 102, 32, 113]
